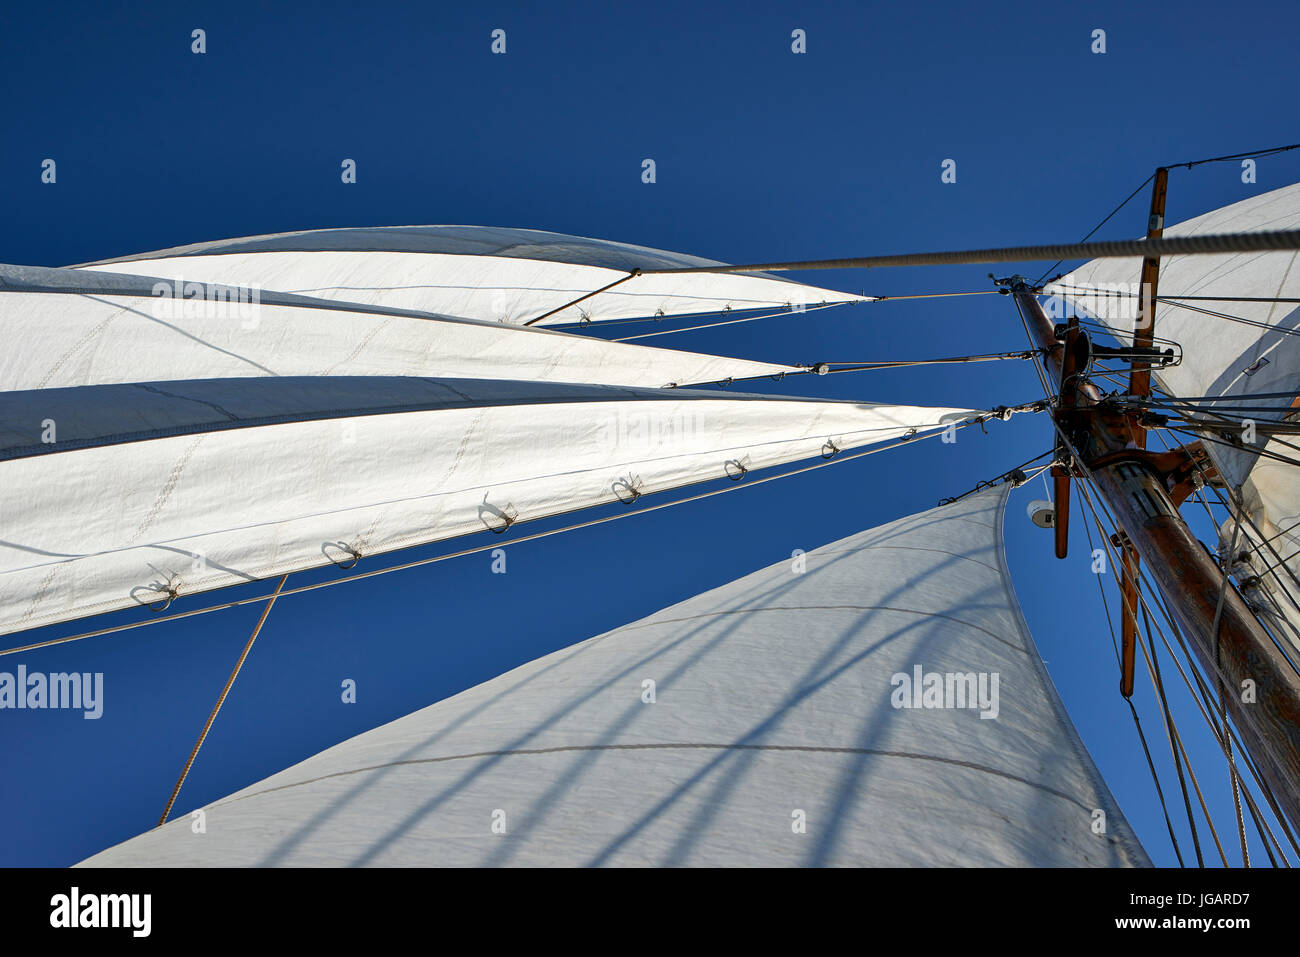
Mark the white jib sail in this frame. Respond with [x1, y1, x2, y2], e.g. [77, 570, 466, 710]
[0, 263, 799, 391]
[0, 377, 976, 636]
[78, 486, 1150, 867]
[73, 226, 869, 325]
[1046, 183, 1300, 652]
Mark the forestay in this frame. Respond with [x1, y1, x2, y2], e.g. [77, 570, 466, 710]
[0, 377, 974, 636]
[74, 225, 869, 325]
[78, 487, 1150, 867]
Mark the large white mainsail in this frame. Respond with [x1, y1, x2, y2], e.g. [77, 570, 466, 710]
[0, 263, 800, 391]
[0, 376, 975, 636]
[1047, 183, 1300, 652]
[77, 486, 1149, 867]
[74, 225, 868, 325]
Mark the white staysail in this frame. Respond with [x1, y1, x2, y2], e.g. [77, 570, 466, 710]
[78, 486, 1150, 867]
[74, 225, 868, 326]
[0, 376, 975, 636]
[0, 263, 799, 391]
[1047, 183, 1300, 652]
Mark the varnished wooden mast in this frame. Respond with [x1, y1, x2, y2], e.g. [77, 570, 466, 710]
[1008, 277, 1300, 831]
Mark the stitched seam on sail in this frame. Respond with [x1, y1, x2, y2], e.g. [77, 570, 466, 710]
[14, 566, 59, 629]
[36, 300, 122, 389]
[126, 436, 204, 546]
[322, 318, 393, 375]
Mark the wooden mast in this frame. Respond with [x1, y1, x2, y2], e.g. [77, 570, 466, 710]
[1006, 276, 1300, 831]
[1118, 167, 1169, 698]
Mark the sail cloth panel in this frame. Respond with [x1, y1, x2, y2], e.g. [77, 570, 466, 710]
[0, 377, 975, 636]
[1047, 183, 1300, 650]
[78, 487, 1150, 867]
[74, 225, 869, 325]
[0, 263, 798, 391]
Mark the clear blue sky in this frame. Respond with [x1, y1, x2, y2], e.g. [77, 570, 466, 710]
[3, 0, 1297, 867]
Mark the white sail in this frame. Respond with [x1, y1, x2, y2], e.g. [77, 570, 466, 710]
[78, 486, 1149, 867]
[0, 376, 975, 636]
[74, 225, 868, 325]
[1047, 183, 1300, 652]
[0, 263, 798, 391]
[1222, 435, 1300, 654]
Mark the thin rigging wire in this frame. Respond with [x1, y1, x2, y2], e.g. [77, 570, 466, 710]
[816, 351, 1042, 374]
[1066, 444, 1210, 863]
[1066, 459, 1191, 863]
[1046, 282, 1300, 340]
[1140, 601, 1217, 866]
[1126, 698, 1187, 866]
[1034, 172, 1158, 285]
[1033, 141, 1300, 284]
[1045, 285, 1300, 305]
[1173, 142, 1300, 170]
[546, 287, 1003, 335]
[613, 302, 844, 340]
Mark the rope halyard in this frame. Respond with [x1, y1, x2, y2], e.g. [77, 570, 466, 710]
[157, 574, 289, 828]
[521, 269, 641, 326]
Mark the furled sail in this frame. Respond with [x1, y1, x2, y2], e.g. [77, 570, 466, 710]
[78, 486, 1150, 867]
[0, 263, 799, 391]
[74, 226, 868, 325]
[0, 377, 975, 636]
[1046, 183, 1300, 651]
